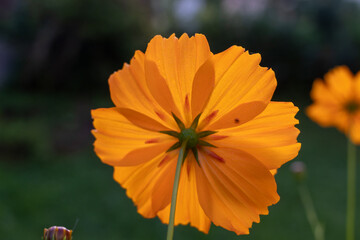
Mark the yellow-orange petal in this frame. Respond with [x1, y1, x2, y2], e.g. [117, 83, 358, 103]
[116, 144, 175, 166]
[145, 33, 212, 123]
[92, 108, 176, 166]
[118, 108, 170, 132]
[157, 155, 211, 233]
[210, 102, 300, 170]
[199, 46, 276, 127]
[310, 78, 340, 105]
[191, 59, 215, 118]
[307, 103, 350, 132]
[207, 101, 267, 130]
[195, 148, 279, 235]
[109, 51, 175, 128]
[113, 152, 177, 218]
[151, 155, 178, 213]
[109, 51, 147, 109]
[144, 59, 182, 120]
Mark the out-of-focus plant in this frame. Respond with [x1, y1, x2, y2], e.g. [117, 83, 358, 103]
[307, 66, 360, 240]
[290, 161, 325, 240]
[0, 0, 154, 92]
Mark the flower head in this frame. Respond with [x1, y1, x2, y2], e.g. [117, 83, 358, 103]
[91, 33, 300, 235]
[289, 161, 306, 182]
[307, 66, 360, 144]
[43, 226, 72, 240]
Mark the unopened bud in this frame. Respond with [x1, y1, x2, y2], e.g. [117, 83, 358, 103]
[44, 226, 72, 240]
[289, 161, 306, 182]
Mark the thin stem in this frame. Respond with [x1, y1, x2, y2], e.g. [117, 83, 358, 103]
[166, 141, 187, 240]
[298, 183, 324, 240]
[346, 138, 357, 240]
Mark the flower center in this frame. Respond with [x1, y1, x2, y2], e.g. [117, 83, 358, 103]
[345, 101, 359, 114]
[160, 113, 217, 164]
[179, 128, 199, 149]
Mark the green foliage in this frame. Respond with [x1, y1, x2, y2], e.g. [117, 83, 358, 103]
[2, 0, 360, 94]
[0, 92, 359, 239]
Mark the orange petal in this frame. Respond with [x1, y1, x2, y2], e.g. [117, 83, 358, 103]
[211, 102, 300, 170]
[151, 156, 178, 213]
[307, 103, 350, 132]
[157, 155, 211, 233]
[200, 47, 276, 127]
[113, 152, 177, 218]
[145, 59, 182, 119]
[206, 101, 267, 130]
[145, 33, 212, 124]
[324, 66, 354, 102]
[195, 166, 251, 234]
[309, 78, 340, 105]
[116, 144, 174, 166]
[191, 59, 215, 117]
[92, 108, 175, 166]
[109, 51, 174, 128]
[118, 108, 170, 132]
[195, 148, 279, 235]
[109, 51, 147, 108]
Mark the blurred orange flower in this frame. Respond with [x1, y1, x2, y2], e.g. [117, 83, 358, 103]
[307, 66, 360, 144]
[91, 34, 300, 235]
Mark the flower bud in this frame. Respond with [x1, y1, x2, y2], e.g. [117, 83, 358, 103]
[43, 226, 72, 240]
[289, 161, 306, 182]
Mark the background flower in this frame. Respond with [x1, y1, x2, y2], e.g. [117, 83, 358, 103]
[307, 66, 360, 144]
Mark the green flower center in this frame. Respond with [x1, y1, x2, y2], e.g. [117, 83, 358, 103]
[345, 102, 359, 114]
[160, 113, 217, 164]
[179, 128, 199, 149]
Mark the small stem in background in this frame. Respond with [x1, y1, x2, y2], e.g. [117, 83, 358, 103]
[298, 183, 325, 240]
[166, 141, 187, 240]
[346, 138, 356, 240]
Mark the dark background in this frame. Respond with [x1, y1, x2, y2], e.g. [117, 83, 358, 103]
[0, 0, 360, 239]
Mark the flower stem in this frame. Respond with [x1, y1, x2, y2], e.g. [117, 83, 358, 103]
[166, 141, 187, 240]
[346, 138, 357, 240]
[298, 182, 324, 240]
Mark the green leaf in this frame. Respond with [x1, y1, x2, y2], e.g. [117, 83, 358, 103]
[172, 112, 185, 130]
[190, 113, 202, 129]
[198, 140, 217, 148]
[191, 147, 200, 165]
[159, 131, 179, 138]
[166, 142, 181, 152]
[183, 149, 189, 162]
[197, 131, 217, 138]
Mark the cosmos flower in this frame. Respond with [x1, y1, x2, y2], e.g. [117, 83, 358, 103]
[91, 33, 300, 235]
[307, 66, 360, 144]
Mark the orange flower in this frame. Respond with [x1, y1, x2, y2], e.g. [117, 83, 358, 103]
[307, 66, 360, 144]
[91, 34, 300, 235]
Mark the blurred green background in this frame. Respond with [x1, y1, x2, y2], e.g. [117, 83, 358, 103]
[1, 0, 360, 239]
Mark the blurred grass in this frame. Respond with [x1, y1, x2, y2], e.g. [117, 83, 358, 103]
[0, 91, 359, 239]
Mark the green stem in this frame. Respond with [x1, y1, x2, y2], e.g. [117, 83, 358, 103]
[298, 183, 325, 240]
[166, 141, 187, 240]
[346, 138, 357, 240]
